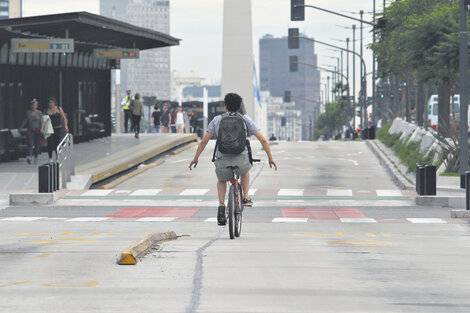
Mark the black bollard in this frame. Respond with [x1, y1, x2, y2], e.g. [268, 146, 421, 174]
[416, 163, 425, 195]
[38, 163, 52, 193]
[466, 172, 470, 211]
[424, 165, 436, 196]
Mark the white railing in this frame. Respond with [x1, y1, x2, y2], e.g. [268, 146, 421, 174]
[57, 133, 74, 189]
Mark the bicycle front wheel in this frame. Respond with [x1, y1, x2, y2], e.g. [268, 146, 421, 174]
[228, 185, 235, 239]
[234, 184, 243, 237]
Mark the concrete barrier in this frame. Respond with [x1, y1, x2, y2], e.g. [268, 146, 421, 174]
[10, 193, 58, 205]
[117, 231, 178, 265]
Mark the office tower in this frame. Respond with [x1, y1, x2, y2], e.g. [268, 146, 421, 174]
[260, 34, 321, 139]
[100, 0, 171, 99]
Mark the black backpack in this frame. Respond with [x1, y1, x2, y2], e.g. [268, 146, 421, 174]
[212, 112, 247, 157]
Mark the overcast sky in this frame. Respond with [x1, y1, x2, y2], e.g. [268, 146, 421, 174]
[23, 0, 381, 92]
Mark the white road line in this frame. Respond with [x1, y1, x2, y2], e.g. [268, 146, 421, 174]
[376, 190, 403, 197]
[114, 190, 131, 194]
[340, 218, 377, 223]
[327, 189, 353, 197]
[66, 217, 110, 222]
[406, 218, 447, 224]
[82, 190, 113, 196]
[248, 188, 257, 196]
[180, 189, 210, 196]
[276, 200, 305, 203]
[205, 217, 218, 222]
[136, 217, 176, 222]
[272, 218, 308, 223]
[278, 189, 304, 196]
[130, 189, 163, 196]
[1, 217, 44, 222]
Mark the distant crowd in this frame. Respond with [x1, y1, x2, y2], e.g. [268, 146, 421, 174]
[121, 90, 195, 139]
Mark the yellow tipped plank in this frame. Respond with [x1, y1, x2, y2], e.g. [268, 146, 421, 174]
[117, 231, 178, 265]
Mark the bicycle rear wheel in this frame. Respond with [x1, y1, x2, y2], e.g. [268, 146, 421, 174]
[228, 185, 235, 239]
[234, 184, 243, 237]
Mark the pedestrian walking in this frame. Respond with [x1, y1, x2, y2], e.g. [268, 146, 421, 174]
[131, 93, 145, 139]
[21, 98, 44, 164]
[175, 106, 186, 134]
[151, 105, 162, 133]
[121, 90, 134, 133]
[377, 117, 383, 131]
[161, 103, 172, 134]
[170, 107, 177, 133]
[45, 97, 68, 162]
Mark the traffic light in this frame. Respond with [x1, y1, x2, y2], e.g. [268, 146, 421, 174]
[356, 107, 362, 117]
[403, 81, 407, 87]
[288, 28, 299, 49]
[284, 90, 291, 102]
[289, 55, 298, 72]
[465, 0, 470, 11]
[291, 0, 305, 21]
[281, 117, 287, 126]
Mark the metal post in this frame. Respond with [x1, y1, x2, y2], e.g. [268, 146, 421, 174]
[327, 76, 330, 104]
[352, 25, 356, 107]
[466, 171, 470, 210]
[360, 10, 364, 129]
[372, 0, 376, 125]
[460, 0, 469, 188]
[340, 50, 344, 87]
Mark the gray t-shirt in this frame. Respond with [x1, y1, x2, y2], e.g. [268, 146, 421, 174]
[207, 113, 261, 159]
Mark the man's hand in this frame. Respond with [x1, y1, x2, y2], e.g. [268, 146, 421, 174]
[189, 158, 198, 170]
[269, 158, 278, 171]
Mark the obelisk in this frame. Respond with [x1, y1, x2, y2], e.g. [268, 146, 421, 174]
[221, 0, 254, 118]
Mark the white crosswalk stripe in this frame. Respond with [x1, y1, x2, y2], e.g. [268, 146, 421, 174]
[248, 189, 257, 196]
[179, 189, 210, 196]
[66, 217, 110, 222]
[340, 218, 377, 223]
[2, 217, 44, 222]
[327, 189, 353, 196]
[406, 218, 447, 224]
[376, 190, 403, 197]
[205, 217, 218, 222]
[278, 189, 304, 196]
[272, 218, 308, 223]
[82, 190, 113, 196]
[130, 189, 163, 196]
[136, 217, 177, 222]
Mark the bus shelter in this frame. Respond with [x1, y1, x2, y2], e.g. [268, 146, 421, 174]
[0, 12, 179, 161]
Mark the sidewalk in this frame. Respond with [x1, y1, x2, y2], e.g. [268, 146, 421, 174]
[0, 133, 197, 196]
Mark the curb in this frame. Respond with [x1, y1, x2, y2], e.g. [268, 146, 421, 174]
[171, 141, 198, 155]
[451, 209, 470, 218]
[117, 231, 178, 265]
[100, 159, 164, 189]
[365, 140, 414, 190]
[9, 193, 58, 205]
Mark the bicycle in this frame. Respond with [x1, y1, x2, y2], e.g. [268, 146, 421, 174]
[225, 158, 259, 239]
[225, 166, 244, 239]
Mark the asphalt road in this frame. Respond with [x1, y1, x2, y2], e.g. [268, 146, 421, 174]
[1, 140, 470, 313]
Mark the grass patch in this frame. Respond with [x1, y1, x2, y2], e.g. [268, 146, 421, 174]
[440, 172, 460, 177]
[377, 122, 438, 173]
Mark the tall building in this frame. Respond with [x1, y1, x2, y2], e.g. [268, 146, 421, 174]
[100, 0, 171, 99]
[0, 0, 21, 19]
[259, 34, 320, 139]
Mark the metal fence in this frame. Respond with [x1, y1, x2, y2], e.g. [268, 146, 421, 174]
[57, 133, 75, 189]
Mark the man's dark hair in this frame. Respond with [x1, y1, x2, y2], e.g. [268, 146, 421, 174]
[224, 93, 242, 112]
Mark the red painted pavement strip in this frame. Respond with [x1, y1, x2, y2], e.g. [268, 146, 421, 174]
[106, 207, 200, 218]
[282, 207, 367, 219]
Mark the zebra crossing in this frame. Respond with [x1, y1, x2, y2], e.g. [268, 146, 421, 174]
[65, 188, 413, 198]
[0, 216, 462, 224]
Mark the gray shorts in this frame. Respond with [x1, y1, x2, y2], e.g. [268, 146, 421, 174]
[214, 154, 252, 182]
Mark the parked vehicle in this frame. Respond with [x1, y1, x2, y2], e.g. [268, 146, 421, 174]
[428, 94, 468, 129]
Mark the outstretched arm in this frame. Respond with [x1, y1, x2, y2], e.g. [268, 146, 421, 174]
[254, 131, 278, 170]
[189, 132, 212, 170]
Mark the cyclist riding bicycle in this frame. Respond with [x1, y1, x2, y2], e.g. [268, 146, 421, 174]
[189, 93, 277, 225]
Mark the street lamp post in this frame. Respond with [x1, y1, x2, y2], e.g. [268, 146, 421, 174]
[459, 0, 469, 189]
[360, 10, 364, 128]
